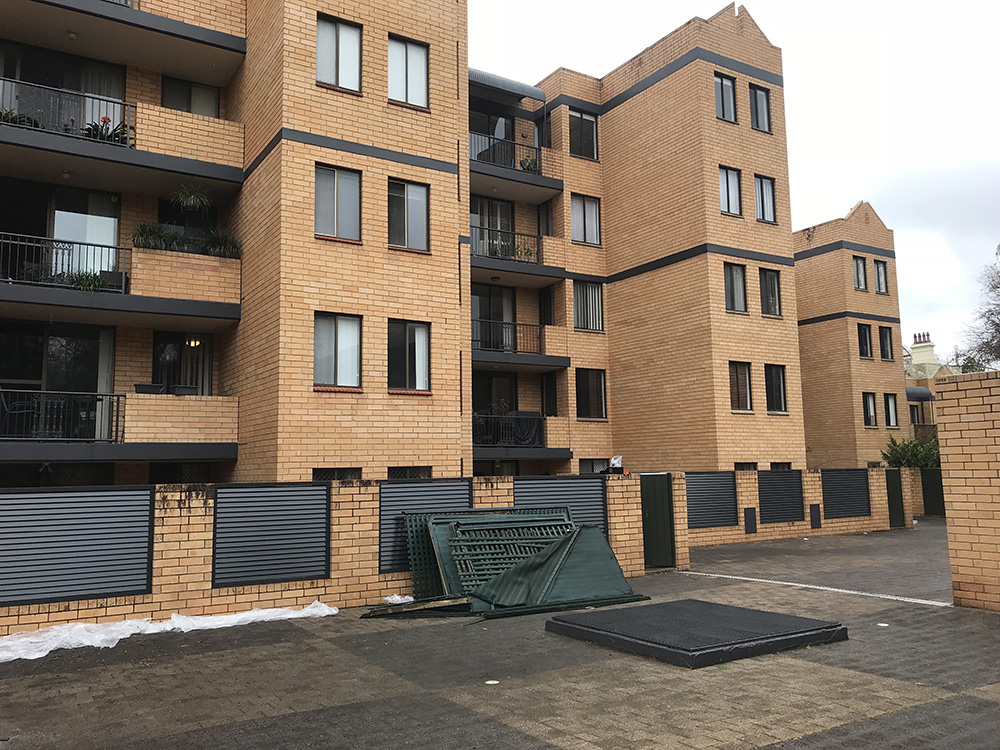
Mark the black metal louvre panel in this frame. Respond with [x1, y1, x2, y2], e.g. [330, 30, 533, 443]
[379, 479, 472, 573]
[686, 472, 738, 528]
[0, 487, 153, 605]
[821, 469, 871, 519]
[757, 470, 805, 524]
[213, 484, 330, 587]
[513, 476, 606, 534]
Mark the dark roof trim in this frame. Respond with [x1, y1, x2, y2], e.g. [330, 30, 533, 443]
[0, 284, 241, 320]
[0, 441, 238, 463]
[469, 69, 546, 101]
[798, 311, 901, 327]
[794, 240, 896, 262]
[906, 386, 935, 403]
[607, 243, 793, 284]
[34, 0, 246, 53]
[472, 351, 571, 369]
[473, 446, 573, 461]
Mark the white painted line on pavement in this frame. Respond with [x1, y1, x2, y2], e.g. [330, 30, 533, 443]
[680, 571, 953, 608]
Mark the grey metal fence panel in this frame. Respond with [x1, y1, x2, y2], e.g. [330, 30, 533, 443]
[686, 471, 738, 529]
[214, 484, 330, 587]
[821, 469, 871, 519]
[758, 470, 805, 524]
[379, 479, 472, 573]
[0, 487, 153, 605]
[513, 476, 607, 533]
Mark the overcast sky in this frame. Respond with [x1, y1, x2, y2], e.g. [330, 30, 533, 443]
[468, 1, 1000, 363]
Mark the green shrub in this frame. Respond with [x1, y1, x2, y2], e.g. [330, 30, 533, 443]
[69, 271, 104, 292]
[199, 228, 242, 259]
[882, 435, 940, 468]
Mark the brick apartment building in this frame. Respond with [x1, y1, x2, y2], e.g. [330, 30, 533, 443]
[0, 1, 903, 485]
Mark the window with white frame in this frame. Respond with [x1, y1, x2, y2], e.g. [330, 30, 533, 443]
[755, 175, 775, 222]
[573, 281, 603, 331]
[571, 194, 601, 244]
[388, 179, 428, 250]
[315, 165, 361, 240]
[388, 319, 429, 390]
[387, 36, 428, 108]
[314, 313, 361, 387]
[316, 16, 361, 91]
[719, 166, 741, 215]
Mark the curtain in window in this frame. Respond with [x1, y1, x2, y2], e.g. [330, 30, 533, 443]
[574, 281, 603, 330]
[336, 170, 360, 240]
[336, 316, 360, 387]
[81, 60, 125, 128]
[725, 264, 746, 312]
[584, 198, 600, 243]
[571, 196, 585, 242]
[885, 394, 897, 427]
[760, 269, 780, 315]
[314, 314, 336, 384]
[755, 177, 774, 221]
[729, 362, 751, 410]
[411, 324, 429, 390]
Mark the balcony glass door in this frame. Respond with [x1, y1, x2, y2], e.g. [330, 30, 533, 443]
[470, 195, 513, 258]
[470, 111, 514, 166]
[472, 283, 515, 351]
[50, 187, 119, 277]
[472, 372, 517, 416]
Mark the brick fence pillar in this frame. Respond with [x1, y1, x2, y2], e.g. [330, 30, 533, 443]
[900, 467, 924, 522]
[605, 474, 644, 578]
[671, 472, 690, 570]
[472, 476, 515, 508]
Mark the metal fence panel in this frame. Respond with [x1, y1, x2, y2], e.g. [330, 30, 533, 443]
[379, 479, 472, 573]
[513, 476, 607, 533]
[0, 487, 153, 605]
[214, 484, 330, 587]
[758, 470, 805, 524]
[686, 472, 738, 529]
[821, 469, 871, 519]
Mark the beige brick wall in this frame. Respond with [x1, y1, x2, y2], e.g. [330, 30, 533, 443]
[130, 247, 241, 304]
[134, 103, 244, 168]
[936, 370, 1000, 611]
[124, 394, 238, 443]
[140, 0, 245, 37]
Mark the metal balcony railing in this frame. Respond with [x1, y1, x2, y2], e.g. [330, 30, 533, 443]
[0, 232, 128, 292]
[0, 390, 124, 442]
[0, 77, 136, 148]
[469, 132, 541, 174]
[472, 320, 542, 354]
[469, 227, 542, 264]
[472, 414, 545, 448]
[101, 0, 136, 6]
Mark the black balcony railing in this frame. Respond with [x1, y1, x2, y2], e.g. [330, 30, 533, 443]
[0, 232, 128, 292]
[472, 414, 545, 447]
[469, 132, 541, 174]
[470, 227, 542, 264]
[0, 390, 124, 442]
[101, 0, 136, 6]
[0, 77, 136, 148]
[472, 320, 542, 354]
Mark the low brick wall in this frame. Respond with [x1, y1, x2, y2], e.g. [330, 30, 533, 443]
[134, 103, 244, 168]
[129, 246, 241, 304]
[123, 394, 238, 443]
[901, 467, 924, 520]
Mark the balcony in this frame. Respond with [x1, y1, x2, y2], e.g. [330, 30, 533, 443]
[470, 319, 568, 372]
[468, 133, 562, 204]
[0, 390, 124, 442]
[472, 413, 572, 461]
[471, 227, 542, 264]
[1, 233, 128, 293]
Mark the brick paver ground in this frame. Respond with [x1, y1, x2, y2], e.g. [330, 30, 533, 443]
[1, 518, 998, 749]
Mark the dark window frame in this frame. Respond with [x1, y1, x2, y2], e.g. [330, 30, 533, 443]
[152, 331, 213, 396]
[387, 34, 429, 108]
[874, 259, 889, 294]
[879, 326, 894, 361]
[316, 14, 363, 92]
[568, 109, 598, 160]
[853, 256, 868, 290]
[388, 178, 429, 251]
[764, 363, 787, 413]
[749, 83, 771, 132]
[161, 75, 220, 118]
[884, 393, 898, 427]
[313, 312, 362, 388]
[312, 467, 362, 481]
[573, 280, 604, 331]
[719, 166, 742, 215]
[759, 268, 781, 316]
[858, 323, 873, 358]
[387, 466, 432, 480]
[714, 72, 737, 122]
[387, 319, 431, 391]
[570, 193, 601, 245]
[575, 368, 607, 420]
[541, 371, 558, 417]
[725, 262, 748, 313]
[315, 164, 362, 241]
[754, 174, 776, 223]
[729, 361, 752, 411]
[863, 392, 878, 427]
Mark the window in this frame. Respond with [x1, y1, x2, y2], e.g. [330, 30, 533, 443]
[538, 286, 554, 326]
[725, 263, 747, 312]
[161, 76, 219, 118]
[573, 281, 603, 331]
[388, 466, 432, 479]
[719, 167, 741, 215]
[569, 109, 597, 159]
[580, 458, 609, 474]
[729, 361, 752, 411]
[388, 179, 428, 250]
[884, 393, 898, 427]
[158, 198, 217, 250]
[316, 16, 361, 91]
[853, 256, 867, 290]
[387, 36, 428, 108]
[313, 467, 362, 481]
[315, 166, 361, 240]
[714, 73, 736, 122]
[879, 326, 894, 360]
[576, 368, 606, 419]
[538, 201, 554, 237]
[536, 116, 551, 149]
[571, 194, 601, 244]
[314, 313, 361, 387]
[735, 462, 758, 472]
[858, 324, 873, 358]
[875, 260, 889, 294]
[152, 332, 212, 395]
[759, 268, 781, 316]
[749, 84, 770, 132]
[863, 392, 877, 427]
[388, 319, 429, 390]
[764, 364, 786, 413]
[770, 462, 792, 471]
[541, 371, 558, 416]
[909, 404, 921, 425]
[754, 175, 775, 222]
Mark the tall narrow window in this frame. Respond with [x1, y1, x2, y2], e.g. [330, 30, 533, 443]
[884, 393, 898, 427]
[387, 36, 428, 108]
[541, 371, 558, 416]
[874, 260, 889, 294]
[853, 256, 867, 290]
[755, 175, 775, 222]
[314, 313, 361, 387]
[576, 368, 606, 419]
[153, 332, 213, 395]
[538, 200, 554, 237]
[879, 326, 894, 360]
[719, 166, 741, 215]
[858, 323, 873, 358]
[724, 262, 747, 312]
[765, 364, 786, 413]
[749, 84, 770, 132]
[571, 194, 600, 244]
[863, 392, 877, 427]
[729, 361, 752, 411]
[759, 268, 781, 316]
[573, 281, 603, 331]
[388, 319, 429, 390]
[538, 286, 554, 326]
[315, 166, 361, 240]
[388, 179, 428, 250]
[714, 73, 736, 122]
[316, 16, 362, 91]
[569, 109, 597, 159]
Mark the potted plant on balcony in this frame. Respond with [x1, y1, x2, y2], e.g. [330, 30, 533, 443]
[198, 228, 242, 259]
[81, 116, 132, 146]
[69, 271, 104, 292]
[132, 222, 177, 252]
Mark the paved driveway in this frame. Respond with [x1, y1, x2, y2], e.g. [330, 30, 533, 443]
[2, 519, 998, 749]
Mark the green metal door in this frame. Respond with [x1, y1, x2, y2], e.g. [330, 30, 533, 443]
[885, 468, 905, 528]
[921, 468, 945, 516]
[641, 473, 675, 568]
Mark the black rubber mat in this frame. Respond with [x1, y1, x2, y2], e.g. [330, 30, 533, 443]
[546, 599, 847, 669]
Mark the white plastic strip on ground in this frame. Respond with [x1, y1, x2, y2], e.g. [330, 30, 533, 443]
[681, 571, 953, 607]
[0, 601, 339, 663]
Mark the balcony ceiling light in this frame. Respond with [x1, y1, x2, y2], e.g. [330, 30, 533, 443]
[186, 338, 201, 348]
